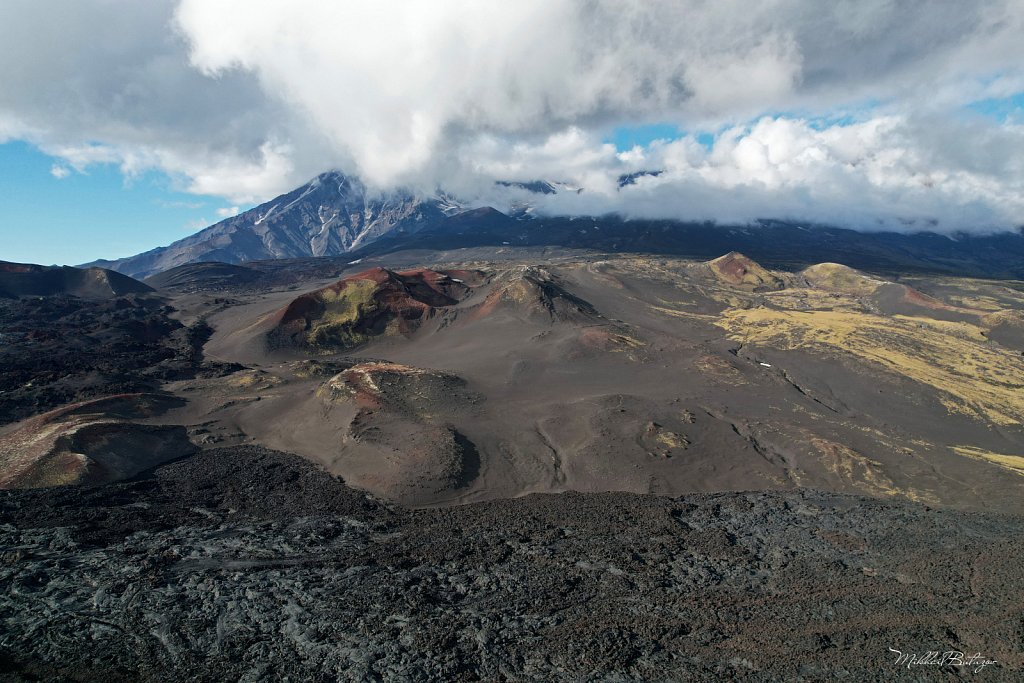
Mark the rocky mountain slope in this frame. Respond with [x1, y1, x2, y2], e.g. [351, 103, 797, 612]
[87, 172, 461, 279]
[0, 289, 233, 426]
[0, 394, 193, 487]
[361, 213, 1024, 280]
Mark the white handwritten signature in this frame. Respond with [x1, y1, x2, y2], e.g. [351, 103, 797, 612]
[889, 648, 997, 673]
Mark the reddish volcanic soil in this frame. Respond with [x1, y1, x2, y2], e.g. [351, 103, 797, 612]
[710, 252, 755, 282]
[264, 267, 483, 349]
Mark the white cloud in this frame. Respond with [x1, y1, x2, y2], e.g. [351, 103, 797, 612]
[1, 1, 1023, 233]
[215, 206, 241, 218]
[49, 164, 70, 179]
[501, 114, 1024, 233]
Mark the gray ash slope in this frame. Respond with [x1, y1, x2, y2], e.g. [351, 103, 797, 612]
[1, 446, 1021, 682]
[87, 172, 461, 280]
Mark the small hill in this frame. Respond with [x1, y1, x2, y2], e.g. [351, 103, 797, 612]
[432, 206, 516, 234]
[706, 252, 784, 290]
[314, 362, 481, 505]
[145, 262, 261, 290]
[801, 262, 886, 295]
[0, 394, 194, 488]
[473, 265, 601, 322]
[266, 266, 484, 350]
[0, 261, 153, 298]
[318, 361, 476, 413]
[802, 262, 973, 319]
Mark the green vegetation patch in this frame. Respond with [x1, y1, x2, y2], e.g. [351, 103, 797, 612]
[306, 279, 380, 349]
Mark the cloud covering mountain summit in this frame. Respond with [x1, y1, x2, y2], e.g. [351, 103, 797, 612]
[1, 0, 1023, 232]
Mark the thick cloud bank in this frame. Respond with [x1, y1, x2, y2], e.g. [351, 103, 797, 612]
[2, 0, 1023, 232]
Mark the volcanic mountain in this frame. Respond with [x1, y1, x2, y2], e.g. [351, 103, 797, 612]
[184, 249, 1024, 510]
[312, 361, 482, 506]
[472, 265, 601, 323]
[86, 172, 462, 279]
[0, 261, 152, 298]
[6, 244, 1024, 516]
[82, 168, 1024, 283]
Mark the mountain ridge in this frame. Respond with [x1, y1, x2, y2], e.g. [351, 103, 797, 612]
[85, 171, 461, 279]
[0, 261, 152, 298]
[86, 170, 1024, 281]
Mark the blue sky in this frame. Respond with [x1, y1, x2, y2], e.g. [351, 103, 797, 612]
[607, 123, 683, 151]
[0, 141, 249, 265]
[967, 91, 1024, 122]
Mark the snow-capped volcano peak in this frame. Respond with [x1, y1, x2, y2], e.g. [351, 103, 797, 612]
[89, 172, 462, 279]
